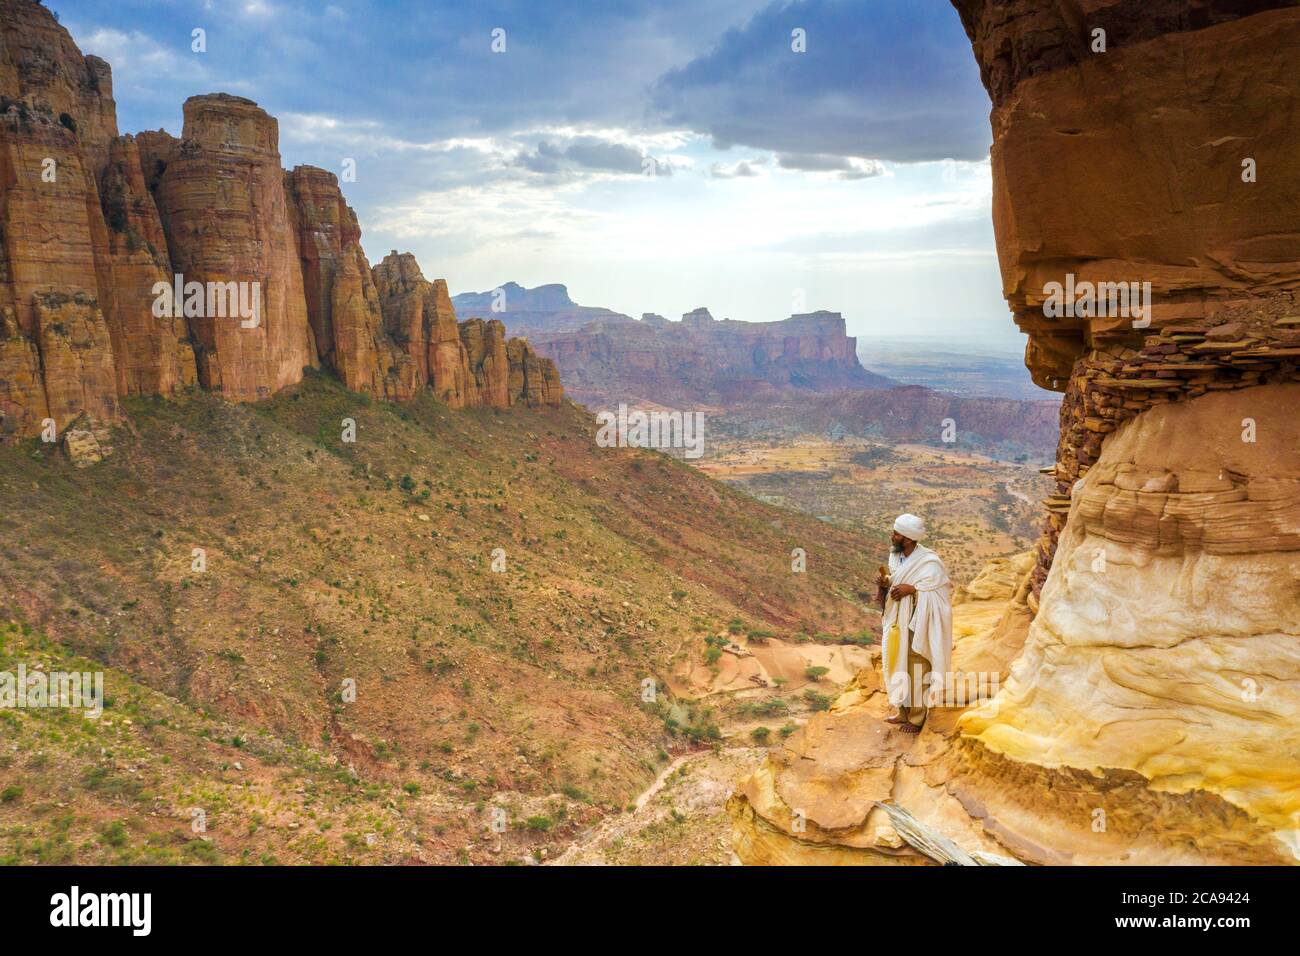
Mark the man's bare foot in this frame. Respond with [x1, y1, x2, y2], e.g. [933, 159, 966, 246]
[884, 710, 909, 725]
[898, 723, 922, 734]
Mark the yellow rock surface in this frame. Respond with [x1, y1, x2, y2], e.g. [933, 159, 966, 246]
[960, 385, 1300, 856]
[730, 529, 1294, 864]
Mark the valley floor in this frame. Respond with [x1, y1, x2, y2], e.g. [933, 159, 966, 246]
[695, 435, 1050, 584]
[0, 375, 881, 864]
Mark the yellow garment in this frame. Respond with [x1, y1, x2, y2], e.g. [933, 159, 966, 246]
[883, 623, 930, 727]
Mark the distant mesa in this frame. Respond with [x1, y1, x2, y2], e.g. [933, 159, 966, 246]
[454, 283, 893, 406]
[451, 281, 635, 336]
[454, 281, 577, 314]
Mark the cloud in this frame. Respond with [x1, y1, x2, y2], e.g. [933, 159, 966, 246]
[514, 135, 673, 179]
[60, 0, 1008, 336]
[651, 0, 990, 162]
[77, 27, 209, 83]
[776, 153, 886, 179]
[710, 159, 765, 178]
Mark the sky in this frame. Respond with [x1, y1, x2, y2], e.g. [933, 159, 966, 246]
[53, 0, 1021, 347]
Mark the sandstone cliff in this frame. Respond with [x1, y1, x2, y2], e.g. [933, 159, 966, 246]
[730, 1, 1300, 864]
[950, 0, 1300, 600]
[285, 165, 416, 401]
[1, 0, 123, 435]
[149, 93, 315, 401]
[373, 253, 562, 409]
[523, 307, 888, 407]
[0, 0, 560, 444]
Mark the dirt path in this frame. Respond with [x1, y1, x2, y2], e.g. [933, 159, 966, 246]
[550, 746, 764, 865]
[1002, 481, 1035, 505]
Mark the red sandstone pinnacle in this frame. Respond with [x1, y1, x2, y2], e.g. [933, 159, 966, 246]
[0, 0, 123, 434]
[0, 0, 563, 439]
[149, 93, 316, 401]
[99, 134, 198, 397]
[372, 252, 562, 409]
[285, 165, 412, 401]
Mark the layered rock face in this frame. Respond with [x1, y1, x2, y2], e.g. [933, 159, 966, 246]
[372, 252, 470, 406]
[526, 308, 887, 407]
[731, 1, 1300, 864]
[961, 384, 1300, 848]
[373, 253, 562, 409]
[0, 0, 123, 435]
[148, 94, 315, 400]
[99, 134, 197, 398]
[954, 0, 1300, 388]
[950, 0, 1300, 599]
[0, 0, 559, 443]
[285, 165, 415, 401]
[457, 317, 510, 408]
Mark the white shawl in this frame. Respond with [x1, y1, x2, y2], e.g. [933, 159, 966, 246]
[881, 544, 953, 696]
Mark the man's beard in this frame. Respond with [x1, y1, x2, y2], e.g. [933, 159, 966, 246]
[890, 541, 904, 554]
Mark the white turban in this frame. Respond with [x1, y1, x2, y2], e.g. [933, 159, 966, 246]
[893, 513, 925, 541]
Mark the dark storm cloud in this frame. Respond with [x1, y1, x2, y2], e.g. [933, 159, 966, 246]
[64, 0, 986, 168]
[516, 138, 672, 177]
[651, 0, 990, 162]
[61, 0, 771, 141]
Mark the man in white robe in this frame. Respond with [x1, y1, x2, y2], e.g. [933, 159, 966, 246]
[873, 514, 953, 733]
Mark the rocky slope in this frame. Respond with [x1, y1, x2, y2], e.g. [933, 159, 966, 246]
[0, 374, 880, 864]
[731, 0, 1300, 864]
[0, 0, 559, 446]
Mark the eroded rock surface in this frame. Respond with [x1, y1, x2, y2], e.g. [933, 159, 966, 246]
[372, 253, 563, 409]
[730, 547, 1291, 864]
[732, 1, 1300, 865]
[527, 308, 886, 408]
[950, 0, 1300, 598]
[0, 0, 122, 434]
[961, 385, 1300, 853]
[0, 0, 560, 445]
[285, 165, 413, 401]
